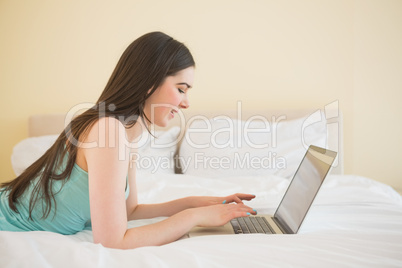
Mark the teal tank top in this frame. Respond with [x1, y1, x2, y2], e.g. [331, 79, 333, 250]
[0, 156, 129, 235]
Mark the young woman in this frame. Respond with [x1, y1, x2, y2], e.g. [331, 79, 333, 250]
[0, 32, 256, 249]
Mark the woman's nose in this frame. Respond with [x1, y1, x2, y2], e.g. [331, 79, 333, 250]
[179, 95, 190, 109]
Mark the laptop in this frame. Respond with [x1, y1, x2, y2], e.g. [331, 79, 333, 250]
[187, 145, 337, 237]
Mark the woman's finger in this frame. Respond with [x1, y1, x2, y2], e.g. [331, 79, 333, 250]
[222, 193, 255, 204]
[227, 203, 256, 215]
[235, 193, 256, 201]
[232, 195, 243, 204]
[231, 209, 253, 219]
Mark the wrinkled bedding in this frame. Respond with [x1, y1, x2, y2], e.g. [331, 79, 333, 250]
[1, 174, 402, 267]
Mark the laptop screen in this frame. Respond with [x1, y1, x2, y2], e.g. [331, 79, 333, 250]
[274, 146, 337, 234]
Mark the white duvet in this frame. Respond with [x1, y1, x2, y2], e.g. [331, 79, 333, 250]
[1, 174, 402, 268]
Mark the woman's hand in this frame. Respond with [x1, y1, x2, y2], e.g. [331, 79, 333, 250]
[191, 203, 256, 227]
[187, 194, 257, 227]
[189, 193, 256, 208]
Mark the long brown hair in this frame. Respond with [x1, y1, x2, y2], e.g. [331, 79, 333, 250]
[1, 32, 195, 219]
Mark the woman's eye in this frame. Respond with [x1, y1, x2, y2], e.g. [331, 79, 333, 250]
[178, 88, 185, 94]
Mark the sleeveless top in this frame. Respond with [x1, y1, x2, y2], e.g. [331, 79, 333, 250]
[0, 155, 130, 235]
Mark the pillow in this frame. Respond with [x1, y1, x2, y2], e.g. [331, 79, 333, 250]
[178, 114, 327, 179]
[11, 127, 181, 177]
[133, 126, 181, 175]
[11, 135, 58, 176]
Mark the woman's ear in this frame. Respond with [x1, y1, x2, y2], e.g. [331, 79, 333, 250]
[147, 85, 158, 96]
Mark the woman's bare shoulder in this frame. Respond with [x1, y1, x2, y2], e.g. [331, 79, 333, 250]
[75, 117, 128, 171]
[83, 117, 127, 144]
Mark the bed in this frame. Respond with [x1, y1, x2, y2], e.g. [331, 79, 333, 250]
[2, 108, 402, 267]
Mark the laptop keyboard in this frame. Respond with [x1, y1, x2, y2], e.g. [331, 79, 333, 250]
[230, 216, 274, 234]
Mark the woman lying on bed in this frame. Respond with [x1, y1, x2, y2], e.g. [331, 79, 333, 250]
[0, 32, 256, 249]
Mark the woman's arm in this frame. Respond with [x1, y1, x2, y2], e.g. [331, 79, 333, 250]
[84, 118, 254, 249]
[118, 202, 253, 249]
[127, 194, 256, 220]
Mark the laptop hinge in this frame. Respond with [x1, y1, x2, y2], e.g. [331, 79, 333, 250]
[272, 217, 292, 234]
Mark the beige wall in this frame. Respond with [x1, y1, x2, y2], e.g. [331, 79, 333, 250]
[0, 0, 401, 190]
[353, 0, 402, 191]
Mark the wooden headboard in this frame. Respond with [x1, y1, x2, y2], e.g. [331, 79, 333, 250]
[29, 114, 67, 137]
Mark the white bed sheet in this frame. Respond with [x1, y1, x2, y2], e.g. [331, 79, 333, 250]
[1, 174, 402, 267]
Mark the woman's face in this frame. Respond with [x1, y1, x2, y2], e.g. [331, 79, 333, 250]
[144, 66, 194, 127]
